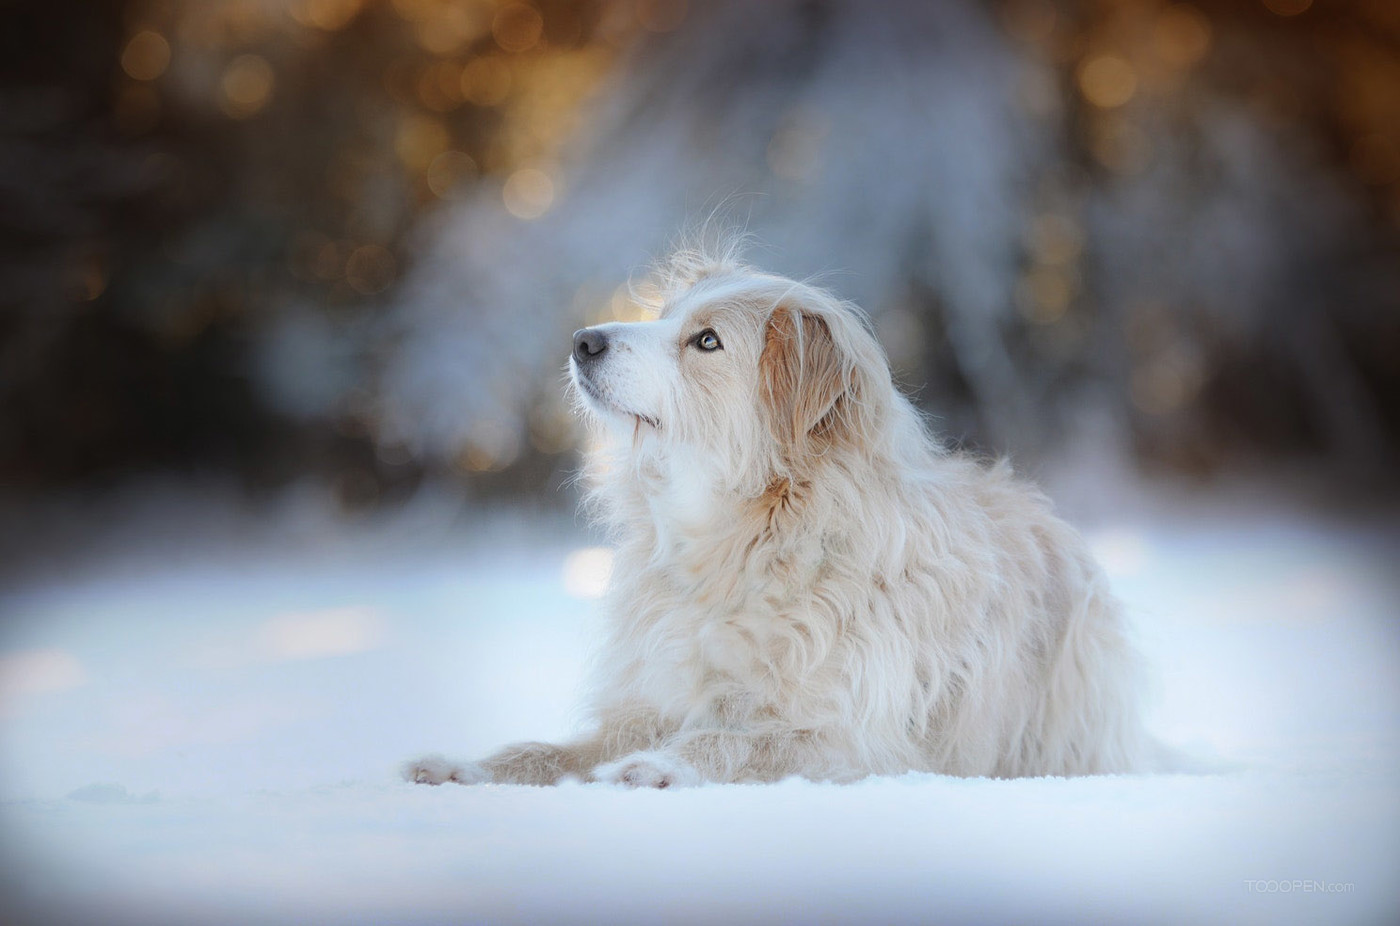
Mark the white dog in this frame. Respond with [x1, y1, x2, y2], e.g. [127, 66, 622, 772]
[407, 245, 1153, 788]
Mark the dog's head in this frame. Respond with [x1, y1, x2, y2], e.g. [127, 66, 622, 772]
[569, 255, 895, 498]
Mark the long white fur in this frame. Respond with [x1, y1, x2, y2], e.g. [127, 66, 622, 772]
[405, 245, 1152, 788]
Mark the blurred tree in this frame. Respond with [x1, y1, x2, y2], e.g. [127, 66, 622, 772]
[0, 0, 616, 503]
[384, 0, 1400, 489]
[1, 0, 1396, 502]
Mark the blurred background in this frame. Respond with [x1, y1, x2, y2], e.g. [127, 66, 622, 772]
[3, 5, 1400, 922]
[2, 0, 1398, 528]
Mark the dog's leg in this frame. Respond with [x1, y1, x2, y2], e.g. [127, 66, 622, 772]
[405, 708, 667, 786]
[402, 753, 488, 785]
[476, 738, 608, 785]
[595, 729, 836, 788]
[406, 704, 669, 786]
[404, 737, 606, 786]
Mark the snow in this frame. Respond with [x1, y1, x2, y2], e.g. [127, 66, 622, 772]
[1, 483, 1397, 925]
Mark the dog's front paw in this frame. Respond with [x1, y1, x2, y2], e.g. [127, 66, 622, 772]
[402, 755, 488, 786]
[594, 751, 702, 789]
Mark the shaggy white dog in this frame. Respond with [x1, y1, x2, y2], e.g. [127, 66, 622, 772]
[407, 246, 1152, 788]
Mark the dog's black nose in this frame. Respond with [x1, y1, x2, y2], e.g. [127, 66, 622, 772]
[573, 327, 608, 364]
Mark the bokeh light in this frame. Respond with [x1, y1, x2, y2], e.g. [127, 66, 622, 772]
[426, 149, 479, 199]
[455, 419, 522, 472]
[493, 3, 544, 54]
[120, 30, 171, 81]
[1077, 55, 1138, 109]
[412, 1, 489, 55]
[220, 53, 275, 118]
[395, 113, 450, 171]
[290, 0, 367, 32]
[563, 546, 614, 599]
[1152, 5, 1212, 69]
[460, 56, 513, 106]
[502, 166, 555, 218]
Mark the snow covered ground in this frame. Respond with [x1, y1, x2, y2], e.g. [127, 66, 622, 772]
[1, 480, 1397, 925]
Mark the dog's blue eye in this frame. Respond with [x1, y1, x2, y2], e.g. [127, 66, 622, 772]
[695, 330, 722, 351]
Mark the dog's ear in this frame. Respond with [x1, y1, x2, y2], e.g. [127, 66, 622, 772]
[760, 305, 862, 459]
